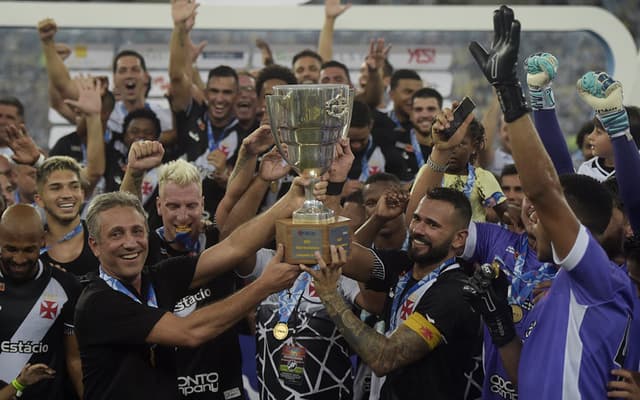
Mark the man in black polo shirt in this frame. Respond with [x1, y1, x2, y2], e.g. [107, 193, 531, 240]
[306, 188, 481, 399]
[0, 205, 82, 399]
[75, 179, 309, 399]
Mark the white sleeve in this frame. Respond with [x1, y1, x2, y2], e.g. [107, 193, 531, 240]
[551, 224, 589, 271]
[462, 221, 477, 260]
[339, 276, 361, 305]
[235, 248, 275, 280]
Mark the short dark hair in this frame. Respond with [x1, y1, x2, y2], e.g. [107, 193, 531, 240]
[102, 90, 116, 114]
[0, 96, 24, 119]
[390, 69, 422, 91]
[559, 174, 612, 235]
[255, 65, 297, 97]
[123, 108, 161, 139]
[412, 87, 443, 109]
[425, 187, 472, 229]
[364, 172, 401, 187]
[500, 163, 518, 180]
[576, 121, 594, 149]
[112, 50, 147, 73]
[292, 49, 322, 67]
[321, 60, 351, 84]
[207, 65, 239, 88]
[467, 118, 485, 164]
[343, 189, 364, 205]
[350, 100, 372, 129]
[626, 106, 640, 147]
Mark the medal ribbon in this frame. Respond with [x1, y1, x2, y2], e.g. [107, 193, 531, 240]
[500, 234, 558, 306]
[277, 265, 317, 325]
[409, 129, 425, 169]
[40, 222, 83, 254]
[155, 226, 205, 255]
[99, 266, 158, 307]
[389, 257, 458, 332]
[205, 115, 239, 152]
[358, 137, 375, 182]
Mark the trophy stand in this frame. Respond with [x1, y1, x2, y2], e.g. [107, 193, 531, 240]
[276, 175, 351, 264]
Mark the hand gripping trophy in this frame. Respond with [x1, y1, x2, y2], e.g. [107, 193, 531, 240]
[267, 84, 354, 264]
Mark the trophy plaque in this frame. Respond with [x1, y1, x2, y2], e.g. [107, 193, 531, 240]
[267, 84, 354, 264]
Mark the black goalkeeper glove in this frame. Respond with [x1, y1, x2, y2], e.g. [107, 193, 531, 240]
[463, 263, 516, 348]
[469, 5, 529, 122]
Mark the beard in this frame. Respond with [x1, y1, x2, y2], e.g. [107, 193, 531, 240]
[408, 235, 451, 266]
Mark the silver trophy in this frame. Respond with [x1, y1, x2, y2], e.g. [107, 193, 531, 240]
[266, 84, 354, 263]
[266, 84, 354, 222]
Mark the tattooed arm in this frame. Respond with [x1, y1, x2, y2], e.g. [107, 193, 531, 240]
[302, 248, 437, 377]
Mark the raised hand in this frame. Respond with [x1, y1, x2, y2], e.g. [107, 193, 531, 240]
[431, 101, 474, 152]
[171, 0, 200, 27]
[365, 38, 391, 71]
[255, 38, 274, 66]
[525, 52, 558, 110]
[468, 5, 528, 122]
[374, 187, 409, 220]
[328, 138, 354, 183]
[63, 76, 102, 116]
[189, 37, 207, 64]
[259, 244, 302, 293]
[207, 149, 227, 172]
[127, 140, 165, 173]
[259, 147, 291, 182]
[325, 0, 352, 20]
[55, 43, 72, 61]
[6, 124, 41, 166]
[577, 71, 628, 136]
[243, 125, 275, 156]
[301, 245, 348, 298]
[37, 18, 57, 42]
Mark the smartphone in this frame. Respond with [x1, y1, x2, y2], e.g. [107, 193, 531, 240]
[440, 97, 476, 139]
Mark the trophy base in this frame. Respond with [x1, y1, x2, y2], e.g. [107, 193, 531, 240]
[276, 217, 351, 265]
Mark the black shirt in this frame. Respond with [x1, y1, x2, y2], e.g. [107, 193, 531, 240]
[373, 250, 482, 400]
[75, 257, 198, 400]
[146, 228, 245, 399]
[0, 261, 81, 400]
[50, 131, 85, 164]
[40, 221, 100, 277]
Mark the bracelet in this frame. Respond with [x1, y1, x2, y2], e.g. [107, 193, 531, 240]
[426, 157, 448, 173]
[326, 181, 345, 196]
[11, 378, 26, 394]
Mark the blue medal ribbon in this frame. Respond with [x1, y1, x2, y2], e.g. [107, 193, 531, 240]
[388, 110, 402, 129]
[499, 234, 558, 306]
[205, 115, 239, 152]
[155, 226, 204, 255]
[277, 265, 318, 325]
[40, 222, 84, 255]
[358, 137, 375, 182]
[409, 129, 425, 169]
[389, 257, 457, 332]
[462, 163, 476, 199]
[99, 266, 158, 307]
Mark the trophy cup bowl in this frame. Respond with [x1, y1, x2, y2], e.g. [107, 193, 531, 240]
[266, 84, 354, 264]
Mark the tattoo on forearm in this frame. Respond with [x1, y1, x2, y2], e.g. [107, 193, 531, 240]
[228, 150, 249, 183]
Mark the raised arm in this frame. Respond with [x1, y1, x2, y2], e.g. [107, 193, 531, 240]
[63, 77, 105, 192]
[355, 39, 390, 109]
[38, 19, 78, 101]
[577, 72, 640, 234]
[169, 0, 199, 112]
[405, 104, 474, 226]
[469, 5, 579, 259]
[120, 141, 164, 200]
[215, 125, 275, 230]
[317, 0, 351, 62]
[525, 52, 574, 175]
[355, 186, 407, 247]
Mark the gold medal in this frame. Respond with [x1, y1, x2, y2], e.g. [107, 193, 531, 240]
[270, 180, 279, 193]
[273, 322, 289, 340]
[511, 304, 523, 323]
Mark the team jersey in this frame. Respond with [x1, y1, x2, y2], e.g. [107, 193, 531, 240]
[371, 249, 481, 400]
[0, 260, 81, 399]
[577, 156, 615, 182]
[443, 165, 506, 222]
[107, 100, 173, 135]
[253, 248, 360, 400]
[40, 221, 100, 277]
[462, 222, 558, 400]
[147, 228, 245, 400]
[174, 100, 243, 180]
[518, 225, 635, 399]
[348, 140, 388, 182]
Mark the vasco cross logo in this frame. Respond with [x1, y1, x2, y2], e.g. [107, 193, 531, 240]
[40, 300, 59, 319]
